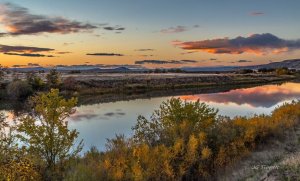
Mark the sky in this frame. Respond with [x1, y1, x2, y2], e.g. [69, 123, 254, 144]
[0, 0, 299, 68]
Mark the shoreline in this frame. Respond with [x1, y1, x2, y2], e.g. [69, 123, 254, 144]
[69, 73, 296, 105]
[0, 73, 299, 109]
[0, 73, 297, 111]
[76, 80, 289, 106]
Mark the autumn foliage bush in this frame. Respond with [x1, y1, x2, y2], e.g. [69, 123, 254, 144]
[67, 99, 300, 180]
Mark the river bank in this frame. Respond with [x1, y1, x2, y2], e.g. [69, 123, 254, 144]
[65, 73, 296, 95]
[62, 73, 295, 105]
[0, 72, 297, 110]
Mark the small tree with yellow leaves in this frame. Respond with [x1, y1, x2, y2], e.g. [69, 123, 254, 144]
[17, 89, 83, 180]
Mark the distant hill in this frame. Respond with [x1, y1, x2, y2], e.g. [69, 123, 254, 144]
[181, 66, 239, 72]
[9, 66, 48, 72]
[247, 59, 300, 70]
[6, 59, 300, 73]
[182, 59, 300, 72]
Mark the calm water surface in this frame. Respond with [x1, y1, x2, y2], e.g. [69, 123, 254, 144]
[66, 82, 300, 152]
[2, 82, 299, 152]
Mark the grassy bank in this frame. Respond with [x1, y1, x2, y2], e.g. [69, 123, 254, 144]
[74, 73, 296, 96]
[76, 80, 285, 106]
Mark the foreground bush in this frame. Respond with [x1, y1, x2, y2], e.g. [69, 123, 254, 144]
[67, 99, 300, 180]
[0, 113, 41, 180]
[6, 80, 33, 100]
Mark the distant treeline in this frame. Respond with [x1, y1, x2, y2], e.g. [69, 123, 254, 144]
[238, 67, 297, 75]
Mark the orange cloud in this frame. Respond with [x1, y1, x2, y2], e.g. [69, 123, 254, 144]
[173, 33, 300, 55]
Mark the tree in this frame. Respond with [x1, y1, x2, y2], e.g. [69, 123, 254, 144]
[0, 113, 13, 163]
[17, 89, 83, 179]
[0, 113, 40, 180]
[276, 67, 290, 75]
[6, 80, 33, 100]
[0, 65, 4, 82]
[46, 69, 61, 89]
[26, 72, 45, 90]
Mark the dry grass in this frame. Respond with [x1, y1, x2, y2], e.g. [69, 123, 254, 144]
[219, 125, 300, 181]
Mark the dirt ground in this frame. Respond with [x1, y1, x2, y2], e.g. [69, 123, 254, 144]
[219, 125, 300, 181]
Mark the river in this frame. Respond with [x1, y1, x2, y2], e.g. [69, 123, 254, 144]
[63, 82, 300, 152]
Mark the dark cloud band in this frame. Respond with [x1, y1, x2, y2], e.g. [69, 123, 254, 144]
[237, 60, 252, 63]
[4, 52, 54, 57]
[0, 44, 54, 53]
[86, 53, 124, 56]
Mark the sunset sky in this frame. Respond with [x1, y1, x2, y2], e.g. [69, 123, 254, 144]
[0, 0, 300, 68]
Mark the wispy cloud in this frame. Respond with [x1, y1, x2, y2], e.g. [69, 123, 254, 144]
[54, 64, 142, 69]
[86, 53, 124, 56]
[56, 51, 72, 54]
[173, 33, 300, 55]
[99, 24, 125, 33]
[160, 26, 187, 34]
[4, 52, 54, 57]
[160, 24, 200, 34]
[237, 60, 252, 63]
[12, 63, 40, 67]
[0, 3, 97, 36]
[134, 49, 155, 52]
[103, 26, 125, 31]
[63, 42, 73, 46]
[27, 63, 40, 66]
[135, 60, 197, 65]
[139, 55, 154, 57]
[0, 44, 54, 53]
[250, 11, 265, 16]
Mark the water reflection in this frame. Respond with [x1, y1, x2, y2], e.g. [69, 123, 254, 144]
[67, 82, 300, 152]
[180, 82, 300, 108]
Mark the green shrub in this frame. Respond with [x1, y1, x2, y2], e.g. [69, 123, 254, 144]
[46, 69, 61, 89]
[26, 72, 45, 90]
[6, 80, 33, 100]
